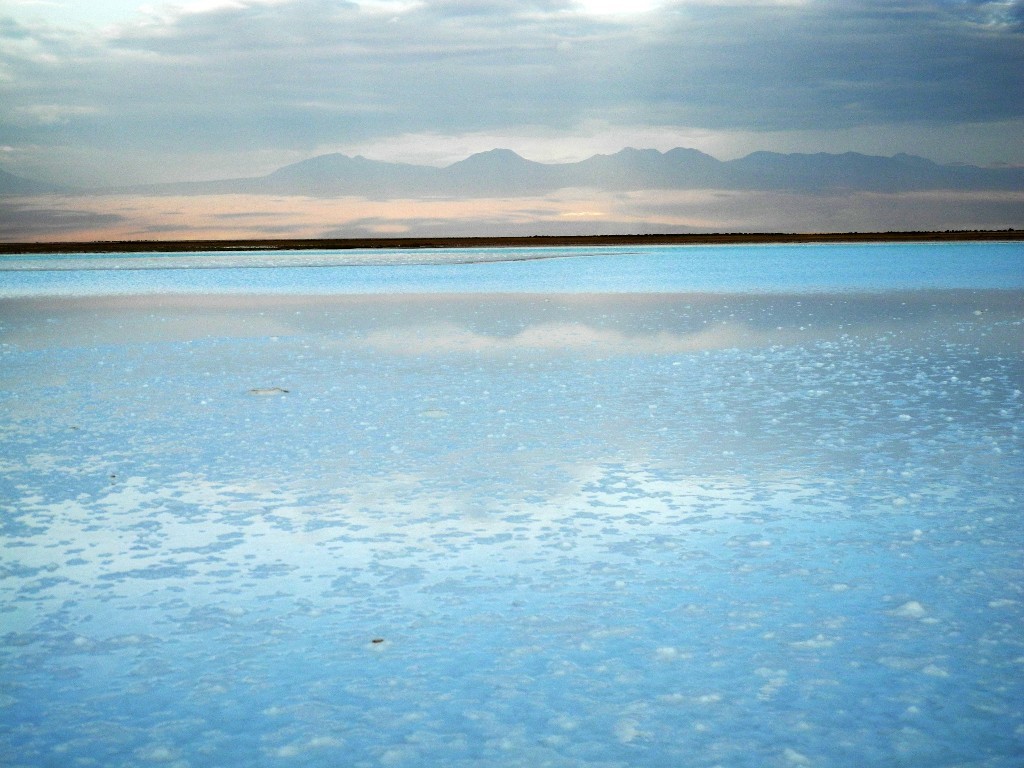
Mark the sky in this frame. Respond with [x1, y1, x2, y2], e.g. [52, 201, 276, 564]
[1, 0, 1022, 239]
[3, 0, 1023, 184]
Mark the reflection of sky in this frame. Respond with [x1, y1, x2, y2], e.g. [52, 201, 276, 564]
[2, 271, 1023, 766]
[2, 242, 1023, 296]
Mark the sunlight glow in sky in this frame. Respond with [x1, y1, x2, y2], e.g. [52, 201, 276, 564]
[7, 0, 667, 27]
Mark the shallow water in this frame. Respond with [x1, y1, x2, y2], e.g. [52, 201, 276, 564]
[2, 241, 1023, 295]
[1, 245, 1023, 767]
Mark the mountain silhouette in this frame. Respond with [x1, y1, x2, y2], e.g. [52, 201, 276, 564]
[4, 148, 1022, 198]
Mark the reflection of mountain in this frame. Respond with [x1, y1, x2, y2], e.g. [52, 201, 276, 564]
[4, 148, 1023, 198]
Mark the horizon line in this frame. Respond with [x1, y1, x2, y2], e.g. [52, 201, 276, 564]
[3, 229, 1022, 255]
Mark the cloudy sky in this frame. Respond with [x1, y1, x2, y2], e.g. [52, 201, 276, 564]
[1, 0, 1022, 239]
[3, 0, 1023, 186]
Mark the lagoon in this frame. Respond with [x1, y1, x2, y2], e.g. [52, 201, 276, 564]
[1, 243, 1023, 766]
[2, 241, 1023, 296]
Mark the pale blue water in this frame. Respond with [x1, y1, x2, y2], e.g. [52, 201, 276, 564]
[1, 241, 1023, 295]
[1, 244, 1022, 766]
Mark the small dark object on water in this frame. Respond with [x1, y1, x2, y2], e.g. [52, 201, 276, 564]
[249, 387, 289, 396]
[371, 638, 384, 644]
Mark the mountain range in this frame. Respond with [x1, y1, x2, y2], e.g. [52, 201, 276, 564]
[3, 148, 1023, 198]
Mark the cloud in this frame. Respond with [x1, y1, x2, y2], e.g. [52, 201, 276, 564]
[0, 0, 1022, 185]
[2, 186, 1021, 241]
[0, 200, 124, 236]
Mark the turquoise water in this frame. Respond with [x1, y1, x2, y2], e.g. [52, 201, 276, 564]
[1, 241, 1022, 295]
[1, 244, 1022, 767]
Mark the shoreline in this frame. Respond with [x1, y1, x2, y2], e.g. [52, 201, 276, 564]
[1, 229, 1022, 255]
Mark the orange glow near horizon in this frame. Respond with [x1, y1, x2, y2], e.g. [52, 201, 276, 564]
[3, 188, 1022, 242]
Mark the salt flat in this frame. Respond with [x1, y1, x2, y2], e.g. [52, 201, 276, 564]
[1, 251, 1022, 766]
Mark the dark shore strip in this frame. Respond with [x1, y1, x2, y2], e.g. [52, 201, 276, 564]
[1, 230, 1021, 255]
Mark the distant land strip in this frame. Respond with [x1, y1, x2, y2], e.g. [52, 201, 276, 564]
[1, 230, 1022, 255]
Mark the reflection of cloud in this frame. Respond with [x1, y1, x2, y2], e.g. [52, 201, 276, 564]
[359, 321, 787, 355]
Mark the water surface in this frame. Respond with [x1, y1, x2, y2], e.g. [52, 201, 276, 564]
[1, 244, 1022, 767]
[2, 241, 1021, 295]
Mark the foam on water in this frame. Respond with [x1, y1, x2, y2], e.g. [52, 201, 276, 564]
[1, 246, 1023, 766]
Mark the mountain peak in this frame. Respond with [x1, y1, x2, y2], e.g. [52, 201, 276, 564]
[448, 148, 532, 168]
[892, 152, 937, 167]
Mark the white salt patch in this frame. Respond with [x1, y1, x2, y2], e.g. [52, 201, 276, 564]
[540, 734, 568, 747]
[419, 409, 448, 418]
[756, 668, 788, 700]
[790, 634, 835, 649]
[893, 601, 928, 619]
[136, 745, 178, 762]
[381, 747, 417, 765]
[614, 718, 643, 744]
[306, 737, 344, 748]
[988, 599, 1018, 608]
[550, 715, 579, 731]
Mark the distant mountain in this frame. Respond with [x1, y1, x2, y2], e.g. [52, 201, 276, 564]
[443, 149, 560, 195]
[10, 149, 1023, 198]
[723, 151, 983, 192]
[567, 147, 727, 189]
[262, 153, 442, 197]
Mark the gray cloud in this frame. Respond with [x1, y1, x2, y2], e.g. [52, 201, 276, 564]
[1, 0, 1022, 184]
[0, 202, 123, 236]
